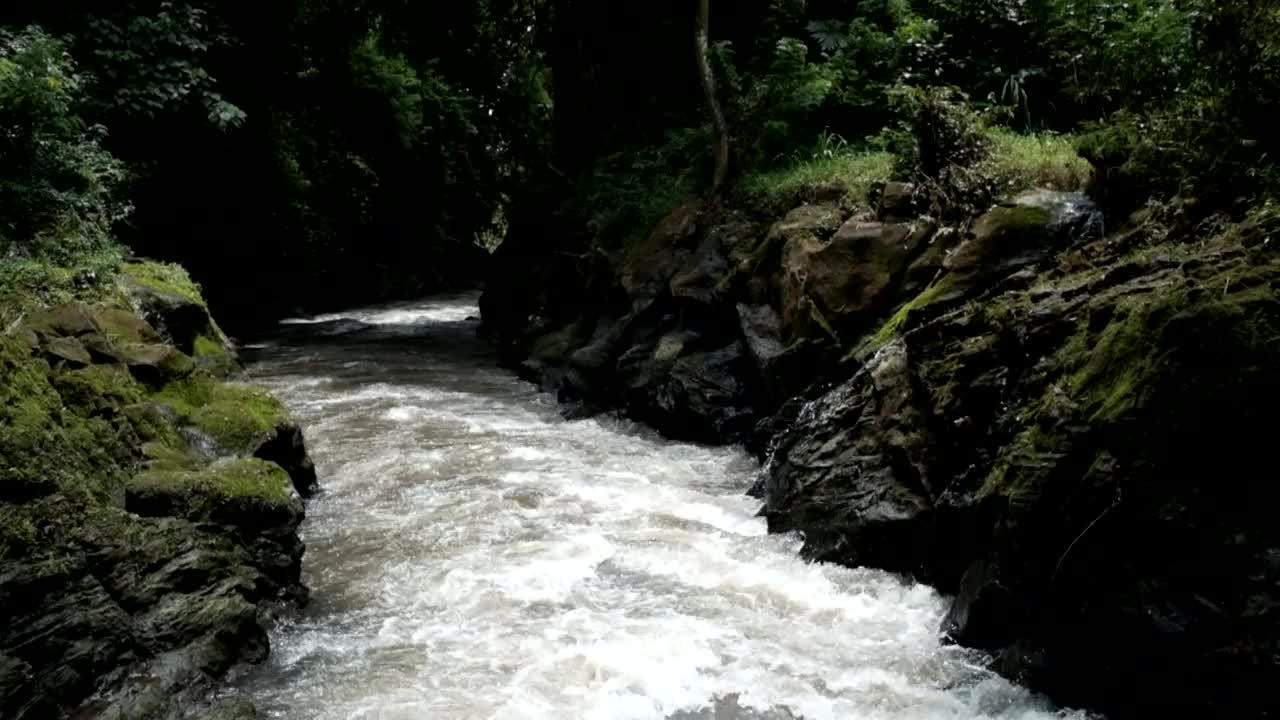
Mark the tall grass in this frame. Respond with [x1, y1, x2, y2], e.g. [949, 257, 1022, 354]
[984, 128, 1093, 192]
[741, 149, 896, 203]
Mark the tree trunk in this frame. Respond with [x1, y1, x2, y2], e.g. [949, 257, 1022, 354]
[695, 0, 730, 194]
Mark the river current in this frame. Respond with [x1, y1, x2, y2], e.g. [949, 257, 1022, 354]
[235, 296, 1088, 720]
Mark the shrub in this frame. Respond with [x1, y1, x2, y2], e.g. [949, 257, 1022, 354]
[0, 27, 128, 261]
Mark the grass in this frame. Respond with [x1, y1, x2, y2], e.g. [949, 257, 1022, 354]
[984, 128, 1093, 193]
[0, 246, 125, 330]
[741, 150, 896, 203]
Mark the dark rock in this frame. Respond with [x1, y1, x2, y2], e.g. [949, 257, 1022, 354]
[877, 181, 917, 222]
[253, 422, 319, 498]
[624, 340, 758, 444]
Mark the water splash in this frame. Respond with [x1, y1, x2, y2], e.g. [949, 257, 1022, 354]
[236, 296, 1095, 720]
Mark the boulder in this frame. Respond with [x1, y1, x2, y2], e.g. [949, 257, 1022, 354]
[877, 181, 917, 222]
[763, 342, 952, 580]
[123, 280, 220, 356]
[623, 340, 757, 443]
[42, 336, 93, 367]
[945, 191, 1103, 288]
[780, 218, 936, 342]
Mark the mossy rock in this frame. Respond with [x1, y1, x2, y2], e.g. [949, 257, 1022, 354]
[23, 302, 102, 340]
[120, 262, 207, 307]
[90, 305, 162, 344]
[127, 458, 302, 531]
[192, 332, 241, 376]
[120, 261, 234, 361]
[153, 377, 290, 455]
[52, 365, 145, 416]
[0, 337, 140, 502]
[113, 342, 197, 386]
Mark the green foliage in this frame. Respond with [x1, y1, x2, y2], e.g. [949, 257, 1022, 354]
[81, 3, 244, 127]
[985, 129, 1091, 193]
[0, 27, 127, 268]
[572, 127, 710, 248]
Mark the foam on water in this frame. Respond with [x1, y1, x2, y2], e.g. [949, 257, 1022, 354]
[237, 297, 1093, 720]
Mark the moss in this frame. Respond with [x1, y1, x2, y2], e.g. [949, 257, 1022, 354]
[863, 278, 956, 352]
[192, 332, 239, 375]
[153, 376, 287, 453]
[52, 364, 145, 415]
[0, 337, 138, 501]
[130, 457, 296, 511]
[120, 261, 207, 306]
[122, 402, 184, 448]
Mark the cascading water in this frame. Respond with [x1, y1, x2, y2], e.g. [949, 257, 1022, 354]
[234, 295, 1092, 720]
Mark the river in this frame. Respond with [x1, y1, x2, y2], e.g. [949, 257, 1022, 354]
[234, 295, 1089, 720]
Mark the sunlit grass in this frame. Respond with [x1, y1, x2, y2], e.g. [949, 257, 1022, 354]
[741, 150, 896, 203]
[985, 128, 1093, 192]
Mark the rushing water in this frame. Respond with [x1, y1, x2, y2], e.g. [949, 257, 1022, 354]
[235, 296, 1088, 720]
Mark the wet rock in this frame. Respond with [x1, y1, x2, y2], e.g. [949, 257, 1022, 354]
[945, 191, 1104, 289]
[253, 422, 319, 498]
[762, 342, 954, 581]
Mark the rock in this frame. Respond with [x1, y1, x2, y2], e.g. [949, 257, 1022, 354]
[763, 342, 954, 580]
[253, 422, 319, 498]
[42, 336, 93, 367]
[781, 218, 936, 342]
[765, 228, 1280, 718]
[622, 200, 705, 308]
[944, 191, 1103, 288]
[736, 303, 784, 377]
[624, 340, 757, 443]
[116, 344, 197, 385]
[24, 303, 101, 339]
[877, 181, 917, 222]
[124, 280, 221, 356]
[92, 307, 163, 344]
[941, 555, 1019, 649]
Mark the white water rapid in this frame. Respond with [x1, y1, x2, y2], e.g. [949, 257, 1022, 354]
[235, 296, 1090, 720]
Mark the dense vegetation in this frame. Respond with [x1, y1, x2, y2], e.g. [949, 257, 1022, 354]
[3, 1, 1276, 325]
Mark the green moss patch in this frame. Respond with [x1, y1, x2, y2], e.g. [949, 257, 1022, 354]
[128, 458, 300, 525]
[120, 261, 207, 307]
[192, 332, 239, 376]
[52, 364, 145, 415]
[0, 337, 140, 501]
[154, 377, 288, 454]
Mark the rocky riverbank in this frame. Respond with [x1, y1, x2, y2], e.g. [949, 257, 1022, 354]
[480, 183, 1280, 718]
[0, 262, 317, 719]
